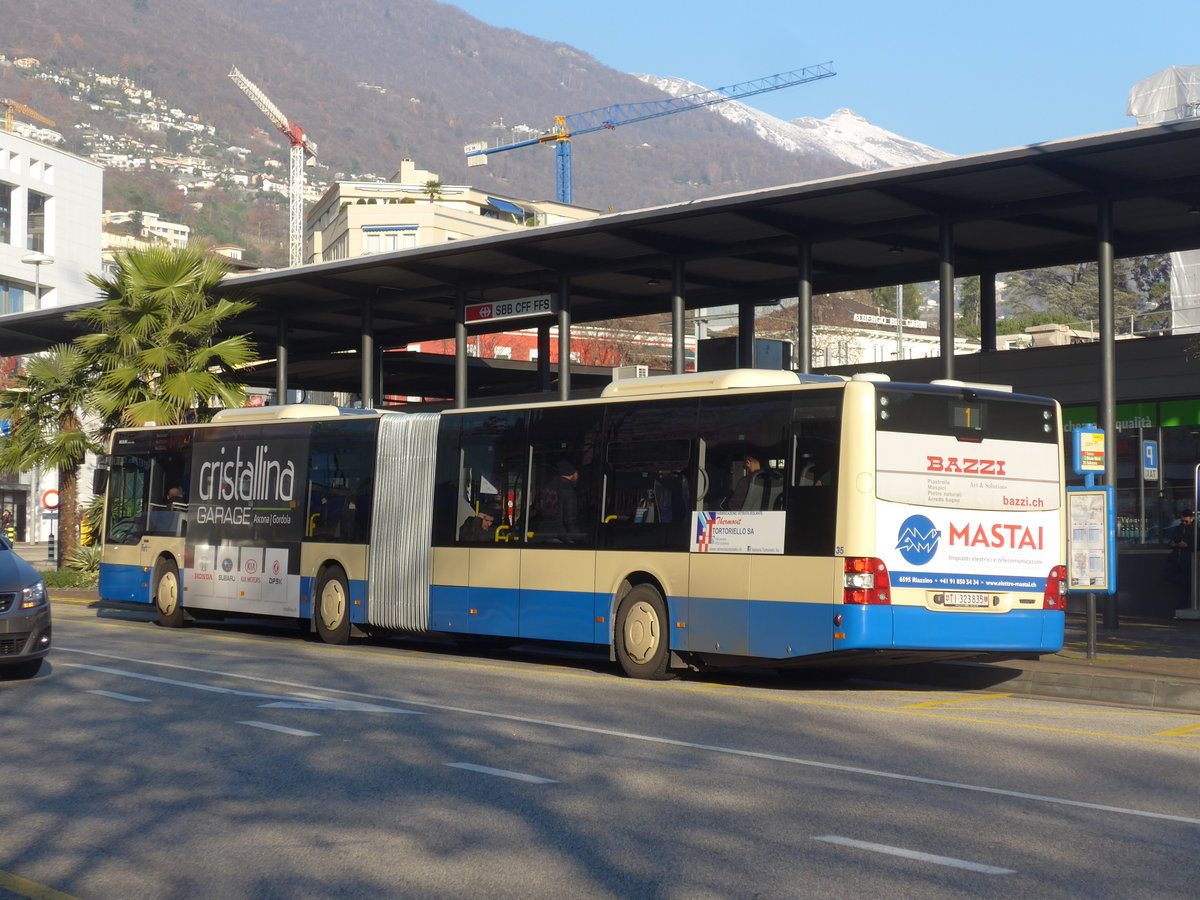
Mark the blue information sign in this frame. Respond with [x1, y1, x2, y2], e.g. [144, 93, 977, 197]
[1142, 440, 1159, 482]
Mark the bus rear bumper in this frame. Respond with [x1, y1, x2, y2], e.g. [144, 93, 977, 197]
[837, 604, 1064, 654]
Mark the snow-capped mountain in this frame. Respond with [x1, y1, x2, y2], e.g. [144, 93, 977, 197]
[635, 74, 953, 171]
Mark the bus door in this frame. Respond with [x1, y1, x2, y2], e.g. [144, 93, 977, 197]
[520, 406, 602, 644]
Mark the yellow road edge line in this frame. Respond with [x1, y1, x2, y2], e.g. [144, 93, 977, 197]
[905, 694, 1013, 708]
[55, 610, 1200, 750]
[1154, 722, 1200, 737]
[0, 869, 80, 900]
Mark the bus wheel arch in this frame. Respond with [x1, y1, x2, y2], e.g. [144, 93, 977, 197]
[613, 576, 674, 680]
[153, 555, 186, 628]
[313, 563, 351, 645]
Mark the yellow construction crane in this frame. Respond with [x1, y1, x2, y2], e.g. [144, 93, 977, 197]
[1, 99, 55, 132]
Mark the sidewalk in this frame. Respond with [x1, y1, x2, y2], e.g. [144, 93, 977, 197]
[50, 590, 1200, 713]
[864, 613, 1200, 713]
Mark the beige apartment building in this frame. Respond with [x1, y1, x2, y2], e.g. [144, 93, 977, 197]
[305, 158, 599, 264]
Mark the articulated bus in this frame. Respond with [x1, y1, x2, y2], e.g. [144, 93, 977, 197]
[96, 369, 1067, 678]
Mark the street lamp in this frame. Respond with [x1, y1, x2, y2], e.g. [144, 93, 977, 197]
[21, 252, 53, 309]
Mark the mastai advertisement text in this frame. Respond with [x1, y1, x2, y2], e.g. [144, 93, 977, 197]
[875, 431, 1061, 593]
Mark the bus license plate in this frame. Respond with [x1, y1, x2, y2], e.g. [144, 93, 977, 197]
[943, 592, 989, 608]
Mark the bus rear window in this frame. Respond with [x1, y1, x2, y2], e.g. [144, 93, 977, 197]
[877, 387, 1057, 443]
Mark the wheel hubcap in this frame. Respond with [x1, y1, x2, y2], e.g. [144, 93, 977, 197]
[321, 581, 346, 630]
[159, 573, 178, 614]
[624, 600, 660, 664]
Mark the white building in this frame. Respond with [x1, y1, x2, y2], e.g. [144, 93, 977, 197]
[306, 158, 599, 264]
[0, 128, 104, 542]
[103, 209, 191, 247]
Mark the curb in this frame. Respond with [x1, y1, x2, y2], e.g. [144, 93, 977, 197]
[863, 660, 1200, 715]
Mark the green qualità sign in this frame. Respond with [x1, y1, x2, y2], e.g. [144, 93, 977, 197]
[1063, 402, 1158, 430]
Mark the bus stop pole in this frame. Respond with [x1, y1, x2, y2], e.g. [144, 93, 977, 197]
[276, 308, 289, 404]
[557, 274, 571, 403]
[454, 285, 468, 410]
[938, 220, 955, 380]
[360, 298, 375, 410]
[979, 271, 997, 353]
[796, 241, 812, 374]
[671, 258, 685, 375]
[1098, 196, 1118, 629]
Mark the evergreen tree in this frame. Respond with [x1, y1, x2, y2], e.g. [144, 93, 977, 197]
[71, 246, 258, 429]
[1003, 263, 1139, 323]
[0, 346, 99, 558]
[869, 284, 921, 319]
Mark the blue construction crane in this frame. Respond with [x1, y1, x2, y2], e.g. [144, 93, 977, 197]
[464, 62, 836, 205]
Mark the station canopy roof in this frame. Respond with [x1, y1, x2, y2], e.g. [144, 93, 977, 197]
[7, 118, 1200, 371]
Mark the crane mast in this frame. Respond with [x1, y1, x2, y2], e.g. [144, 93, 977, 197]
[465, 62, 836, 205]
[229, 66, 317, 267]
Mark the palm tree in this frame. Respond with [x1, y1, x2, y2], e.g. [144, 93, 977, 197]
[71, 246, 258, 429]
[423, 179, 444, 202]
[0, 345, 99, 559]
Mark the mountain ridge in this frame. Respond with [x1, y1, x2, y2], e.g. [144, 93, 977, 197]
[1, 0, 949, 264]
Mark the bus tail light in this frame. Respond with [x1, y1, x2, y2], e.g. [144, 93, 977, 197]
[843, 557, 891, 605]
[1043, 564, 1067, 610]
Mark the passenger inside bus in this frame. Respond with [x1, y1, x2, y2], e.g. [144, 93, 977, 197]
[725, 448, 784, 511]
[459, 502, 500, 542]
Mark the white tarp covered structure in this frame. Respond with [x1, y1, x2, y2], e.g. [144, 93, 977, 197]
[1128, 65, 1200, 125]
[1129, 66, 1200, 333]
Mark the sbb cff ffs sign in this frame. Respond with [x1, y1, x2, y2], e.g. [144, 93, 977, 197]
[465, 294, 557, 324]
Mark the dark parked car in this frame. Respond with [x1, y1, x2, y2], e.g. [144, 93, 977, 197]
[0, 537, 50, 679]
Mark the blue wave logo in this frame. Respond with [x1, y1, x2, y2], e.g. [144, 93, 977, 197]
[896, 515, 940, 565]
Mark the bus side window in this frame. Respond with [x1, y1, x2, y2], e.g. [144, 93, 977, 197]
[452, 410, 529, 546]
[527, 405, 603, 547]
[785, 395, 843, 555]
[697, 394, 790, 512]
[601, 399, 697, 551]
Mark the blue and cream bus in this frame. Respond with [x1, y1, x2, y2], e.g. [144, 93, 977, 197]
[96, 369, 1067, 678]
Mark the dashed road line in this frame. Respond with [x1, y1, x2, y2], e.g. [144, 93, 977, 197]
[86, 689, 150, 703]
[815, 835, 1015, 875]
[239, 720, 319, 737]
[447, 762, 557, 784]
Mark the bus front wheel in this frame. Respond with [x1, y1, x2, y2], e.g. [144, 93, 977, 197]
[615, 584, 672, 680]
[154, 560, 185, 628]
[315, 567, 351, 644]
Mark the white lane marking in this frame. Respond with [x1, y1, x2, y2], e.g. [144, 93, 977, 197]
[59, 662, 423, 715]
[87, 689, 150, 703]
[447, 763, 557, 784]
[262, 693, 418, 713]
[815, 835, 1015, 875]
[239, 721, 319, 737]
[56, 648, 1200, 827]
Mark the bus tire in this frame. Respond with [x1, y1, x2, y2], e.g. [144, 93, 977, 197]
[154, 560, 185, 628]
[615, 584, 672, 680]
[315, 567, 351, 645]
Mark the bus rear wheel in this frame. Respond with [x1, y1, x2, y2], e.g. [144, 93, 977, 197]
[315, 567, 351, 644]
[615, 584, 673, 680]
[154, 560, 185, 628]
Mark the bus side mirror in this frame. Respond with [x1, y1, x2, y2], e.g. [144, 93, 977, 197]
[92, 469, 108, 494]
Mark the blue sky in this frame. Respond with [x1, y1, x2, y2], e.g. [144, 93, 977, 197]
[446, 0, 1198, 156]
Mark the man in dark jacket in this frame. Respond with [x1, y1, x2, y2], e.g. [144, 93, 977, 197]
[537, 460, 581, 542]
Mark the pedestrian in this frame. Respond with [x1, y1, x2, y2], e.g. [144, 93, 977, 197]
[1165, 510, 1195, 584]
